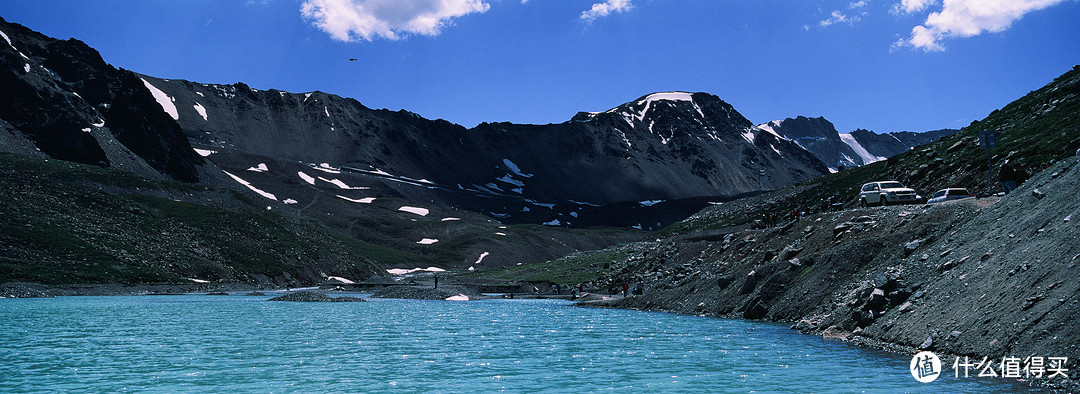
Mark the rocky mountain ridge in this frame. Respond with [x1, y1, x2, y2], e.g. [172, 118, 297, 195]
[143, 78, 830, 226]
[759, 116, 957, 171]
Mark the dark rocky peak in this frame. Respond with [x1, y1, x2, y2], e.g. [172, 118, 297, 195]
[572, 91, 754, 145]
[884, 129, 958, 148]
[105, 70, 203, 182]
[0, 17, 203, 182]
[577, 92, 749, 124]
[761, 116, 841, 141]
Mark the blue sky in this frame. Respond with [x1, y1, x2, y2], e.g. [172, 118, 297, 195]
[3, 0, 1079, 133]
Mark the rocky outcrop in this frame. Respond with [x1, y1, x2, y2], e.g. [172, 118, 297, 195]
[370, 285, 485, 300]
[268, 290, 365, 302]
[0, 17, 204, 182]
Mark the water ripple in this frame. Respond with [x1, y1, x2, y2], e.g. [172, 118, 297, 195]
[0, 296, 1035, 392]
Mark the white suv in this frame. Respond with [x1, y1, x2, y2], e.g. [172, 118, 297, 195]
[859, 181, 922, 207]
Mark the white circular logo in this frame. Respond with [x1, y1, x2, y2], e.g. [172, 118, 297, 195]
[910, 351, 941, 383]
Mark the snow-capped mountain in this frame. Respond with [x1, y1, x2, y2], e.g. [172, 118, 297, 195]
[759, 116, 957, 171]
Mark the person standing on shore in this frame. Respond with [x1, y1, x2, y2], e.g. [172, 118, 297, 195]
[1000, 161, 1029, 195]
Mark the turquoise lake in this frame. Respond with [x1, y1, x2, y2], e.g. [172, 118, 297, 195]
[0, 295, 1036, 392]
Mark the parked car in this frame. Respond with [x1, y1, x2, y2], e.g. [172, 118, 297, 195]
[926, 188, 972, 204]
[859, 181, 923, 207]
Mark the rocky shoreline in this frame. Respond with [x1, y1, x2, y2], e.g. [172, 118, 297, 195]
[568, 157, 1080, 391]
[0, 282, 271, 297]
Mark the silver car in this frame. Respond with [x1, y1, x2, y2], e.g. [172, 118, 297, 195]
[926, 188, 972, 204]
[859, 181, 922, 207]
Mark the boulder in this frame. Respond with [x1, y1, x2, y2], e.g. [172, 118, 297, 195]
[743, 298, 768, 319]
[919, 335, 935, 350]
[787, 258, 803, 269]
[779, 245, 803, 260]
[739, 271, 759, 295]
[822, 326, 852, 341]
[833, 222, 854, 236]
[872, 273, 890, 289]
[866, 288, 888, 308]
[904, 240, 921, 257]
[851, 310, 874, 328]
[888, 289, 912, 306]
[938, 260, 956, 271]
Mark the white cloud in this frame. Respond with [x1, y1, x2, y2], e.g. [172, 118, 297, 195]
[301, 0, 491, 42]
[894, 0, 1067, 51]
[890, 0, 936, 15]
[849, 1, 869, 9]
[580, 0, 633, 22]
[819, 10, 861, 27]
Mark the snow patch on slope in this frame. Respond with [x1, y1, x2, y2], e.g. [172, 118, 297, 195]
[634, 92, 701, 122]
[140, 78, 179, 120]
[756, 121, 791, 141]
[297, 172, 317, 185]
[399, 206, 430, 216]
[336, 195, 375, 204]
[319, 177, 367, 190]
[742, 128, 756, 144]
[503, 159, 534, 178]
[313, 163, 341, 174]
[193, 102, 208, 121]
[474, 252, 490, 265]
[223, 171, 276, 201]
[839, 133, 886, 164]
[386, 267, 445, 275]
